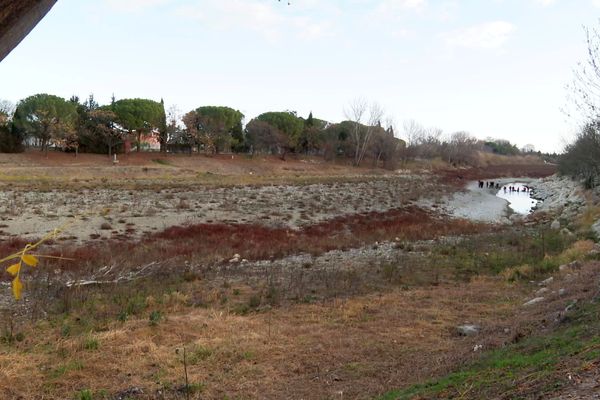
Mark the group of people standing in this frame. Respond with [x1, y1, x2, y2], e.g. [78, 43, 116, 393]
[503, 185, 530, 193]
[477, 180, 532, 194]
[478, 180, 500, 189]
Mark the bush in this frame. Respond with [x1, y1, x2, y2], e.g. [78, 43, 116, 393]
[559, 122, 600, 188]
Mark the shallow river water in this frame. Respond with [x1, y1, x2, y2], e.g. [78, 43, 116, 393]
[496, 182, 539, 215]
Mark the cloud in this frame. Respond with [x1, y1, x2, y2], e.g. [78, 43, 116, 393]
[533, 0, 557, 5]
[173, 0, 334, 42]
[442, 21, 516, 49]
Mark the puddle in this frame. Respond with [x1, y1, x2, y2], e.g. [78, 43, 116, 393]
[496, 183, 539, 215]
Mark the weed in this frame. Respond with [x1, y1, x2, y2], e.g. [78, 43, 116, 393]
[84, 337, 99, 351]
[149, 310, 163, 326]
[76, 389, 93, 400]
[186, 344, 213, 365]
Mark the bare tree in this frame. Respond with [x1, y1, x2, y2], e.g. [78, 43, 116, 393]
[0, 100, 14, 125]
[344, 98, 384, 167]
[443, 131, 480, 166]
[403, 119, 425, 147]
[567, 23, 600, 121]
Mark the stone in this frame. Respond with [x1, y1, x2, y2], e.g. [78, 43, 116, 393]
[456, 324, 481, 336]
[558, 288, 567, 296]
[536, 287, 550, 296]
[523, 297, 545, 307]
[560, 228, 574, 237]
[565, 300, 578, 313]
[539, 277, 554, 286]
[550, 219, 561, 230]
[591, 219, 600, 240]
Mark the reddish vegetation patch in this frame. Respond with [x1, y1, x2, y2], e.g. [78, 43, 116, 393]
[440, 164, 557, 187]
[36, 207, 486, 273]
[152, 206, 484, 261]
[0, 237, 31, 258]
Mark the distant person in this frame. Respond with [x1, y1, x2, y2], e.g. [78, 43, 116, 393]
[503, 187, 507, 193]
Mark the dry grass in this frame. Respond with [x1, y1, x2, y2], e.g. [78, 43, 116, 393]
[0, 276, 526, 400]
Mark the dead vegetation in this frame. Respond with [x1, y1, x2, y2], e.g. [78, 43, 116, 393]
[0, 152, 589, 400]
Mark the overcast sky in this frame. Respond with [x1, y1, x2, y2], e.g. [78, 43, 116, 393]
[0, 0, 598, 153]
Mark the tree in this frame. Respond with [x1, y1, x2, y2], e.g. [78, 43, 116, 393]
[231, 121, 246, 153]
[165, 105, 192, 153]
[256, 111, 304, 154]
[0, 100, 15, 126]
[522, 144, 536, 153]
[87, 109, 123, 156]
[0, 100, 22, 153]
[567, 23, 600, 121]
[245, 119, 290, 158]
[111, 98, 166, 152]
[182, 106, 244, 154]
[13, 94, 78, 155]
[344, 98, 384, 166]
[370, 123, 406, 169]
[298, 112, 326, 154]
[559, 121, 600, 188]
[484, 139, 519, 156]
[443, 131, 480, 166]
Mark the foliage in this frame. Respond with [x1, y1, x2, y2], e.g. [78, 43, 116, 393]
[182, 106, 244, 154]
[13, 94, 78, 153]
[111, 98, 166, 152]
[245, 119, 289, 157]
[0, 124, 23, 153]
[1, 222, 72, 300]
[484, 138, 520, 156]
[256, 111, 304, 150]
[559, 121, 600, 188]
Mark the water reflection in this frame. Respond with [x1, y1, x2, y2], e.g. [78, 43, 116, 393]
[496, 183, 538, 214]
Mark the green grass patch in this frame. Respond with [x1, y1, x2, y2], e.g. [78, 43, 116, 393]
[378, 301, 600, 399]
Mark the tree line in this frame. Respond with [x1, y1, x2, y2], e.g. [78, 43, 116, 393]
[0, 94, 531, 169]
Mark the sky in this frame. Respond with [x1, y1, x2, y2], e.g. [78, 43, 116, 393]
[0, 0, 598, 153]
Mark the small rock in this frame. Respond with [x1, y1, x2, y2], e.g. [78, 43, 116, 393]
[550, 219, 561, 230]
[523, 297, 545, 307]
[558, 288, 567, 296]
[560, 228, 574, 237]
[591, 219, 600, 239]
[473, 344, 483, 352]
[588, 249, 600, 257]
[456, 324, 481, 336]
[536, 287, 550, 296]
[568, 260, 582, 269]
[539, 277, 554, 286]
[565, 300, 578, 313]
